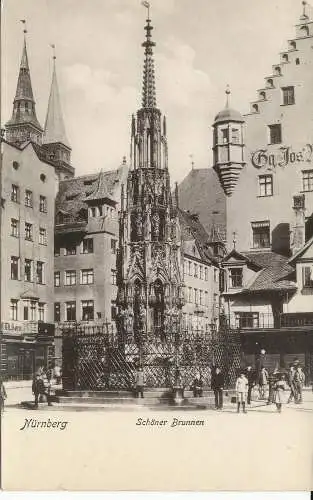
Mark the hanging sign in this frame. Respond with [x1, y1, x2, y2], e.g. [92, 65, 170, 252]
[251, 143, 313, 169]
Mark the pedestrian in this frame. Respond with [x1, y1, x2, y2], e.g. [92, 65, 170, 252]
[273, 373, 288, 412]
[287, 364, 297, 403]
[235, 371, 248, 413]
[0, 380, 7, 414]
[54, 364, 62, 385]
[211, 366, 224, 410]
[192, 374, 203, 397]
[135, 366, 145, 398]
[245, 365, 256, 404]
[32, 373, 44, 408]
[294, 366, 305, 404]
[258, 366, 269, 400]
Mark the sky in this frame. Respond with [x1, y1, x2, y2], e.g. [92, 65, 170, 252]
[1, 0, 310, 184]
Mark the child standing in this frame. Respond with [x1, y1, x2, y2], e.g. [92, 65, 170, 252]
[235, 372, 248, 413]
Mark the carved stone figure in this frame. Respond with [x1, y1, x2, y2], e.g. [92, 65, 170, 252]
[125, 305, 134, 334]
[152, 212, 160, 238]
[138, 303, 147, 331]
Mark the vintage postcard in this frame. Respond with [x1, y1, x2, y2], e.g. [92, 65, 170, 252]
[1, 0, 313, 492]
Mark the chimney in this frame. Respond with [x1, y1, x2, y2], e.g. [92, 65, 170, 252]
[290, 195, 306, 254]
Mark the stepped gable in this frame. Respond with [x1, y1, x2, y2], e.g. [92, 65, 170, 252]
[177, 167, 226, 236]
[241, 251, 296, 292]
[179, 208, 217, 264]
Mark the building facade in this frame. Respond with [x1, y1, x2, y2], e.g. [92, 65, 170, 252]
[0, 34, 73, 380]
[54, 163, 128, 336]
[212, 5, 313, 378]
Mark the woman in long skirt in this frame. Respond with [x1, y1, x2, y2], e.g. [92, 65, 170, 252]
[273, 374, 288, 412]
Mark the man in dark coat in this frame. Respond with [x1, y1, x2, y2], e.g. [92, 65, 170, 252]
[211, 367, 224, 409]
[32, 374, 45, 408]
[135, 367, 145, 398]
[192, 374, 203, 397]
[245, 365, 256, 404]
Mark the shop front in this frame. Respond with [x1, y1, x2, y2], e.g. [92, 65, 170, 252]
[0, 321, 55, 381]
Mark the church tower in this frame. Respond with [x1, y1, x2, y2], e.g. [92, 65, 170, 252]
[42, 50, 74, 180]
[5, 35, 43, 145]
[212, 87, 245, 197]
[117, 12, 184, 344]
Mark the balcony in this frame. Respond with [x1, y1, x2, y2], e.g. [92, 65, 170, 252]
[227, 312, 313, 332]
[55, 214, 87, 234]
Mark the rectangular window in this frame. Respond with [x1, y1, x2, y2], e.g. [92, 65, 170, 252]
[38, 302, 45, 322]
[111, 239, 117, 254]
[24, 259, 32, 282]
[65, 270, 76, 286]
[302, 266, 313, 288]
[111, 269, 117, 285]
[11, 184, 19, 203]
[11, 218, 19, 237]
[11, 256, 19, 280]
[282, 86, 295, 105]
[36, 261, 44, 284]
[259, 175, 273, 197]
[39, 227, 47, 245]
[229, 268, 243, 288]
[54, 245, 60, 256]
[81, 269, 94, 285]
[194, 288, 198, 304]
[82, 238, 93, 254]
[199, 290, 203, 305]
[199, 265, 203, 280]
[188, 261, 191, 276]
[205, 267, 208, 281]
[252, 221, 270, 249]
[235, 312, 259, 329]
[82, 300, 94, 321]
[39, 195, 47, 213]
[24, 305, 28, 321]
[205, 291, 209, 307]
[194, 263, 198, 278]
[231, 128, 240, 144]
[66, 301, 76, 321]
[25, 222, 33, 241]
[184, 261, 188, 275]
[30, 301, 36, 321]
[10, 299, 18, 320]
[25, 190, 33, 207]
[54, 302, 61, 322]
[188, 287, 192, 303]
[54, 271, 60, 287]
[268, 124, 282, 144]
[221, 128, 229, 143]
[65, 243, 76, 255]
[302, 170, 313, 192]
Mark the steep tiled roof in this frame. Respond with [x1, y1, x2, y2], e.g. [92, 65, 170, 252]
[178, 209, 218, 265]
[55, 170, 119, 219]
[241, 251, 296, 292]
[85, 170, 116, 203]
[177, 167, 226, 237]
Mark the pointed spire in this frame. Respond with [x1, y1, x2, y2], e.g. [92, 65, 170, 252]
[5, 23, 43, 144]
[43, 46, 70, 147]
[300, 1, 309, 20]
[141, 4, 157, 109]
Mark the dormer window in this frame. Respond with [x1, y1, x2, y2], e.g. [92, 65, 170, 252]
[252, 104, 259, 113]
[266, 78, 274, 88]
[282, 54, 289, 63]
[229, 267, 243, 288]
[299, 25, 309, 37]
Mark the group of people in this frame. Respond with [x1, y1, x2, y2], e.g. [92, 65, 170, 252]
[190, 361, 307, 413]
[32, 364, 62, 408]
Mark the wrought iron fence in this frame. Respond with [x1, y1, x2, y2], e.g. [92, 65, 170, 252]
[61, 323, 241, 391]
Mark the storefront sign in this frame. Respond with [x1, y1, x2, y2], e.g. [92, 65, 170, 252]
[251, 143, 313, 169]
[1, 322, 23, 335]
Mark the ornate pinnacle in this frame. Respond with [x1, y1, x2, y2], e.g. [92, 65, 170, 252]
[141, 12, 157, 108]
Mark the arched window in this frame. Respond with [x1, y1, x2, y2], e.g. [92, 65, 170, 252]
[289, 40, 296, 50]
[274, 66, 281, 76]
[252, 103, 259, 113]
[259, 91, 266, 100]
[282, 53, 288, 63]
[266, 78, 274, 88]
[296, 57, 300, 65]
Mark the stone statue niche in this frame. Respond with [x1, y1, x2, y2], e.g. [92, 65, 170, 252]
[131, 212, 143, 241]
